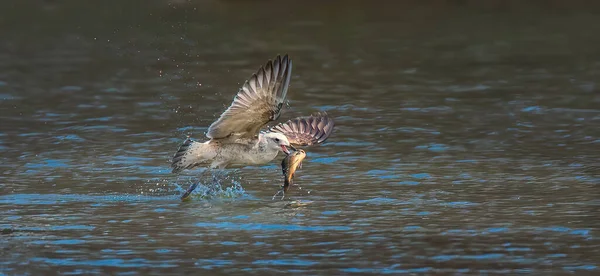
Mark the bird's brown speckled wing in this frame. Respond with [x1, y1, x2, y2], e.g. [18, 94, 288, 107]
[268, 112, 334, 146]
[206, 55, 292, 140]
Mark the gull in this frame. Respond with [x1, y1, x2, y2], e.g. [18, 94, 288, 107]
[171, 54, 334, 200]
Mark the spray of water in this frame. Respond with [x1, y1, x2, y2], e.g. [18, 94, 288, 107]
[176, 170, 248, 200]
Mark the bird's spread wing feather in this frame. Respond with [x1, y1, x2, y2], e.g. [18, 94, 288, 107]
[268, 112, 334, 146]
[206, 54, 292, 140]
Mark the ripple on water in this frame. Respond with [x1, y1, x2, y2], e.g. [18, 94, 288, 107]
[54, 134, 86, 142]
[414, 143, 449, 152]
[253, 259, 317, 266]
[431, 253, 505, 261]
[392, 127, 441, 135]
[352, 197, 399, 206]
[341, 267, 433, 274]
[521, 106, 544, 113]
[0, 194, 179, 206]
[29, 257, 179, 268]
[24, 159, 69, 169]
[195, 259, 234, 269]
[311, 157, 341, 164]
[396, 181, 420, 185]
[563, 265, 598, 272]
[438, 201, 480, 208]
[194, 222, 352, 232]
[366, 169, 401, 180]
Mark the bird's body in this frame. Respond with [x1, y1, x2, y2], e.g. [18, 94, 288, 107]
[172, 132, 286, 171]
[172, 54, 335, 200]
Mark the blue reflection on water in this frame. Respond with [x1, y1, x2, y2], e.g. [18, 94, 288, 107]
[415, 143, 449, 152]
[195, 222, 352, 231]
[253, 259, 317, 266]
[30, 258, 178, 268]
[563, 265, 597, 271]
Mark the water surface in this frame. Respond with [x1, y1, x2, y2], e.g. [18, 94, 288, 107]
[1, 0, 599, 274]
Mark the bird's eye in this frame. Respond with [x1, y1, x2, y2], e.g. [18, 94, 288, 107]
[274, 138, 280, 142]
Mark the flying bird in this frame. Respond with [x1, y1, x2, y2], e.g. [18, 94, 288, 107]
[172, 54, 334, 200]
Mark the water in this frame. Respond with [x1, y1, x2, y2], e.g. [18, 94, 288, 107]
[1, 0, 599, 274]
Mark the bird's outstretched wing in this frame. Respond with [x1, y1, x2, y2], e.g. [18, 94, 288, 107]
[268, 112, 334, 146]
[206, 54, 292, 140]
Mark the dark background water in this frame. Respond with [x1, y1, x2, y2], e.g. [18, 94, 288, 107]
[1, 0, 599, 275]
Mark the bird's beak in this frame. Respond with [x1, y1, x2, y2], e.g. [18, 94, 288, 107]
[281, 145, 291, 155]
[288, 144, 297, 152]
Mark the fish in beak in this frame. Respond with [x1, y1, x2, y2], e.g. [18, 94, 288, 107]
[273, 149, 307, 200]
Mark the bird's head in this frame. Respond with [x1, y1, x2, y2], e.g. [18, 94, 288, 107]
[264, 132, 295, 154]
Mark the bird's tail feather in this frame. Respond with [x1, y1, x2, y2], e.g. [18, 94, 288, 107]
[171, 138, 202, 173]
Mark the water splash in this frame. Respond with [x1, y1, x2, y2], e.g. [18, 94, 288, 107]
[176, 172, 249, 201]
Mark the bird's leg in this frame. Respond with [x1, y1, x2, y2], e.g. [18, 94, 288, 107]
[180, 169, 210, 201]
